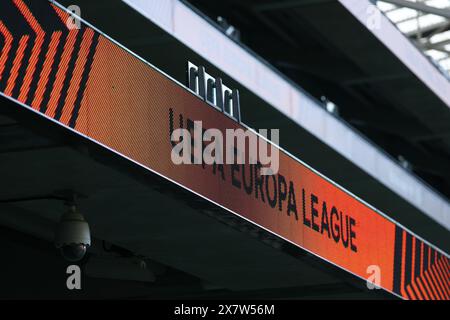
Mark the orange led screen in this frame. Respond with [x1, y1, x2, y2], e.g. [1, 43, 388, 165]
[0, 0, 449, 299]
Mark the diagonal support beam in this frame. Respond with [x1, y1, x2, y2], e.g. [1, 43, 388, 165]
[379, 0, 450, 19]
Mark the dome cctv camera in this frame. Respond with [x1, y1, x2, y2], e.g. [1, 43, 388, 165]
[54, 205, 91, 262]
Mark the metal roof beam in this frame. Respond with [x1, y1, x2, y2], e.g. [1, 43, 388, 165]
[423, 38, 450, 50]
[379, 0, 450, 19]
[405, 21, 450, 38]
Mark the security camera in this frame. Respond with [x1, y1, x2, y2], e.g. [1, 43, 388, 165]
[54, 205, 91, 262]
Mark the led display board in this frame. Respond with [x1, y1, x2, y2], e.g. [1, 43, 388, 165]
[0, 0, 449, 299]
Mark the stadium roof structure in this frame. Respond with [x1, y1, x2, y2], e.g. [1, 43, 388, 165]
[377, 0, 450, 78]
